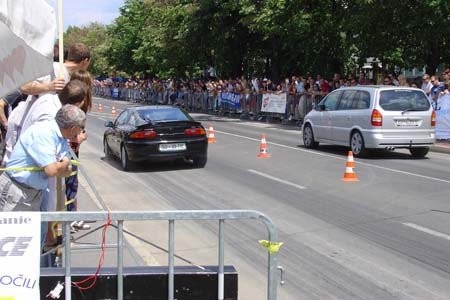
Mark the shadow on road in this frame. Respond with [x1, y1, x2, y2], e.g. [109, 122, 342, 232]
[100, 156, 200, 173]
[296, 144, 430, 160]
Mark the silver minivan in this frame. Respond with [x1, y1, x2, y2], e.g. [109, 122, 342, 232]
[302, 86, 436, 157]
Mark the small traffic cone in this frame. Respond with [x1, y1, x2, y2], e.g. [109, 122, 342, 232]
[257, 134, 271, 158]
[98, 103, 103, 112]
[342, 151, 359, 182]
[112, 106, 116, 115]
[208, 126, 216, 144]
[346, 150, 355, 168]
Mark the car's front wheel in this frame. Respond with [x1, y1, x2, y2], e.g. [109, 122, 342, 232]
[303, 124, 319, 149]
[350, 131, 368, 157]
[121, 145, 131, 171]
[410, 147, 429, 158]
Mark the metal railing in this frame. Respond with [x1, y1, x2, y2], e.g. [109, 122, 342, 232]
[93, 85, 324, 123]
[41, 209, 281, 300]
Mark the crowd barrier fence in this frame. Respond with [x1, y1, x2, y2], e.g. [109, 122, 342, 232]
[41, 210, 282, 300]
[93, 86, 324, 125]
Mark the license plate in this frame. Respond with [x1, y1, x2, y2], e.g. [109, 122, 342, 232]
[159, 143, 187, 152]
[396, 119, 419, 127]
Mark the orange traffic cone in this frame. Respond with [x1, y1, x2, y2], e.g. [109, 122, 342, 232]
[112, 106, 116, 115]
[208, 126, 216, 144]
[98, 103, 103, 112]
[342, 151, 359, 182]
[346, 150, 355, 168]
[257, 134, 271, 158]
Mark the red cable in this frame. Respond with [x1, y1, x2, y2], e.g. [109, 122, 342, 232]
[71, 210, 112, 291]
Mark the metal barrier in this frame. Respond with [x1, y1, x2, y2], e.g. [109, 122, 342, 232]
[93, 85, 324, 123]
[41, 210, 281, 300]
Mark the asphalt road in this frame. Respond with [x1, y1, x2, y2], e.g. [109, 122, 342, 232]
[79, 97, 450, 300]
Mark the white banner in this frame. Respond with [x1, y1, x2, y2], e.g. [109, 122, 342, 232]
[0, 212, 41, 300]
[436, 93, 450, 140]
[261, 93, 287, 114]
[0, 0, 56, 98]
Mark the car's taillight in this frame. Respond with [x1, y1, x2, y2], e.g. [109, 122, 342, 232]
[371, 109, 382, 126]
[431, 110, 436, 127]
[184, 127, 206, 136]
[129, 130, 157, 139]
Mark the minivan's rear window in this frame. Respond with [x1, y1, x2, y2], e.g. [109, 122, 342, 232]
[379, 90, 430, 111]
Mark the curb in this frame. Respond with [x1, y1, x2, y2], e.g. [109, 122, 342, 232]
[431, 144, 450, 154]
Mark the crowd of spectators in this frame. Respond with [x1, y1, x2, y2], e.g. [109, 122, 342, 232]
[94, 73, 368, 100]
[93, 70, 450, 120]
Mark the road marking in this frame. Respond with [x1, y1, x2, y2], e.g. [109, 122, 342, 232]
[88, 111, 114, 121]
[248, 169, 307, 190]
[402, 222, 450, 241]
[217, 130, 450, 185]
[88, 110, 450, 184]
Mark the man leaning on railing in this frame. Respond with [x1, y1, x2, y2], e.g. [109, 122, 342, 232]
[0, 104, 86, 212]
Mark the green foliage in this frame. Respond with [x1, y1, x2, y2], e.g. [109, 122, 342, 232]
[345, 0, 450, 74]
[64, 23, 110, 76]
[106, 0, 147, 76]
[78, 0, 450, 79]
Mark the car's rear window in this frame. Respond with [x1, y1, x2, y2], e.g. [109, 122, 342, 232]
[138, 108, 192, 122]
[379, 90, 430, 111]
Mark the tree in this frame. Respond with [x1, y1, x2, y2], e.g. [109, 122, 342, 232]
[106, 0, 147, 76]
[99, 0, 450, 79]
[64, 23, 110, 76]
[133, 0, 196, 78]
[344, 0, 450, 75]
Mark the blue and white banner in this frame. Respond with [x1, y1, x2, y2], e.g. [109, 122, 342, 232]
[436, 93, 450, 140]
[0, 212, 41, 300]
[261, 93, 287, 114]
[219, 92, 241, 110]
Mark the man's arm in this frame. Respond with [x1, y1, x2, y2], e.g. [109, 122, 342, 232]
[0, 99, 8, 129]
[20, 77, 66, 95]
[43, 156, 72, 177]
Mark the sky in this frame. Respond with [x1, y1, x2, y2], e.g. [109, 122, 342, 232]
[47, 0, 124, 30]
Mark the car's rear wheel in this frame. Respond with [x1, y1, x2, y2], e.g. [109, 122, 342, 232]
[350, 131, 368, 157]
[303, 124, 319, 149]
[121, 145, 131, 171]
[104, 138, 112, 158]
[192, 155, 207, 168]
[410, 147, 429, 158]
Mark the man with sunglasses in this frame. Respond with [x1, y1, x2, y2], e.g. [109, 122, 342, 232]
[0, 104, 86, 212]
[382, 76, 394, 85]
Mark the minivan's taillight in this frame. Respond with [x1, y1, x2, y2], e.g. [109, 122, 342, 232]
[431, 110, 436, 127]
[184, 127, 206, 136]
[129, 130, 157, 139]
[371, 109, 383, 126]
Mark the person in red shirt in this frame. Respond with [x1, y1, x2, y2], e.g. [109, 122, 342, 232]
[320, 79, 330, 94]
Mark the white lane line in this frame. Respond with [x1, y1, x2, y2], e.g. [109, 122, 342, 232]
[248, 169, 307, 190]
[88, 112, 115, 121]
[402, 222, 450, 241]
[217, 130, 450, 185]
